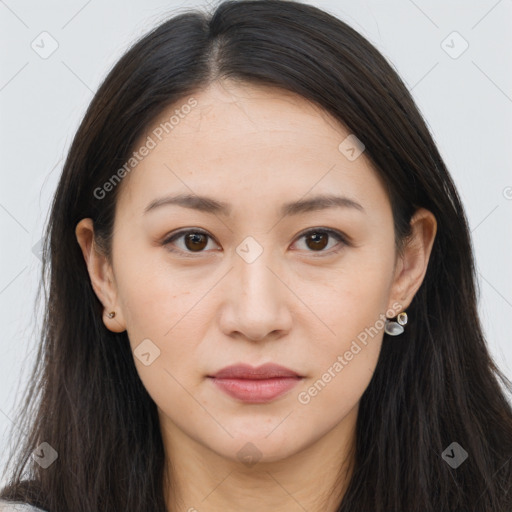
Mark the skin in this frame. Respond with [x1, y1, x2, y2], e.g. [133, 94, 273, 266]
[76, 80, 437, 512]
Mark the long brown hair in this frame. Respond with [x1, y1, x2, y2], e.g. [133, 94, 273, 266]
[1, 1, 511, 510]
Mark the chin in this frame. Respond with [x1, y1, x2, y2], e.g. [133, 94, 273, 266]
[203, 425, 311, 464]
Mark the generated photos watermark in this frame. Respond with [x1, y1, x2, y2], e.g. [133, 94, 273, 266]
[297, 302, 402, 405]
[93, 97, 198, 200]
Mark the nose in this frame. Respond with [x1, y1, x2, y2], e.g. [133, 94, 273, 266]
[218, 249, 293, 342]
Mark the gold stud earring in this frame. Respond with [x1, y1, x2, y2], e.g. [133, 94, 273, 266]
[107, 311, 116, 319]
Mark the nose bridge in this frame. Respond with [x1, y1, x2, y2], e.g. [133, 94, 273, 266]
[235, 237, 281, 306]
[222, 236, 291, 340]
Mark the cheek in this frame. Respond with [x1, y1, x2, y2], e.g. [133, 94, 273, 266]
[291, 340, 380, 449]
[295, 251, 393, 411]
[111, 250, 213, 401]
[307, 252, 393, 348]
[302, 303, 384, 411]
[113, 240, 195, 333]
[294, 286, 386, 432]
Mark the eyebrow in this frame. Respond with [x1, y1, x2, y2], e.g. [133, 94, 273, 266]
[143, 192, 365, 217]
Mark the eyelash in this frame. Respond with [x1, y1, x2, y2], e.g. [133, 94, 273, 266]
[161, 227, 350, 258]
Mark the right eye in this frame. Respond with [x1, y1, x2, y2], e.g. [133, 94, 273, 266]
[161, 229, 220, 257]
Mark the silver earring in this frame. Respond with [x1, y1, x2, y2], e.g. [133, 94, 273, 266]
[384, 311, 408, 336]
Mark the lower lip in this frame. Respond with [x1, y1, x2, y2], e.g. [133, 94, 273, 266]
[210, 377, 301, 403]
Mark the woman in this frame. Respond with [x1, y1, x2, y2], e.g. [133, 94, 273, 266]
[1, 0, 511, 510]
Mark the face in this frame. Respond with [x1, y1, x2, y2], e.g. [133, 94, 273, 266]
[78, 80, 430, 466]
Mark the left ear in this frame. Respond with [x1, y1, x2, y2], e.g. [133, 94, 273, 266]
[388, 207, 437, 312]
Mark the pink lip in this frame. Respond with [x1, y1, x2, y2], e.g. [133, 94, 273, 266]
[208, 363, 302, 403]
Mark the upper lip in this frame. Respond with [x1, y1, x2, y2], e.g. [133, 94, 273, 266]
[209, 363, 301, 379]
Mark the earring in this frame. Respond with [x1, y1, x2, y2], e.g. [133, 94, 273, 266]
[384, 311, 408, 336]
[107, 311, 116, 319]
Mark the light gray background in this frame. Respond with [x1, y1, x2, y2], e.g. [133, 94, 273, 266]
[1, 0, 511, 484]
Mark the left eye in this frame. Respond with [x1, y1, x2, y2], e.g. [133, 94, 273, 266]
[292, 228, 347, 254]
[162, 228, 347, 256]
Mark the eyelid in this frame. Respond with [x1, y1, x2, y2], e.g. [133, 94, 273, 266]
[161, 227, 350, 257]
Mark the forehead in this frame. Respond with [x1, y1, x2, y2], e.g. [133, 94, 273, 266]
[115, 80, 386, 216]
[147, 80, 349, 150]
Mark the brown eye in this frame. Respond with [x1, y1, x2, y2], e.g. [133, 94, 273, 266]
[163, 229, 218, 256]
[163, 227, 348, 258]
[304, 232, 329, 251]
[293, 228, 348, 255]
[183, 232, 208, 251]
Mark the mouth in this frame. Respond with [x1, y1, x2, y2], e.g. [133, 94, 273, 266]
[207, 363, 303, 403]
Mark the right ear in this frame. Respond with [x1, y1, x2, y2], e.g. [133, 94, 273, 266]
[75, 218, 126, 333]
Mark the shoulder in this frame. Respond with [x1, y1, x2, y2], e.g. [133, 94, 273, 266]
[0, 500, 46, 512]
